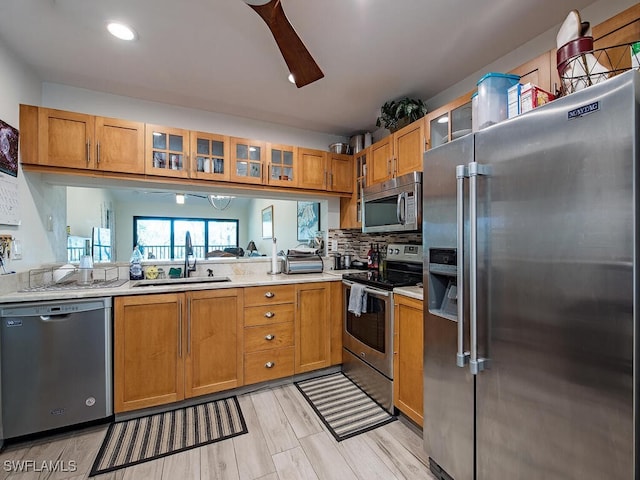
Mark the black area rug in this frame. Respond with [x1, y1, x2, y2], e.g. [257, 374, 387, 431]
[295, 372, 396, 442]
[89, 396, 247, 476]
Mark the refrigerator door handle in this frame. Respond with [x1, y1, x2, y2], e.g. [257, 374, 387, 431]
[456, 164, 470, 367]
[469, 161, 490, 375]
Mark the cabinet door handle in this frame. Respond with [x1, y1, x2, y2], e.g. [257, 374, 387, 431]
[264, 311, 275, 318]
[96, 142, 101, 164]
[178, 299, 183, 358]
[387, 158, 391, 175]
[265, 361, 275, 368]
[264, 291, 275, 298]
[187, 298, 192, 355]
[265, 334, 275, 341]
[86, 140, 91, 165]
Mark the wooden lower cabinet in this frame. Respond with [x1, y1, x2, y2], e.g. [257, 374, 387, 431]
[295, 282, 331, 373]
[393, 294, 424, 426]
[114, 289, 243, 413]
[243, 284, 296, 385]
[329, 281, 343, 365]
[184, 289, 244, 398]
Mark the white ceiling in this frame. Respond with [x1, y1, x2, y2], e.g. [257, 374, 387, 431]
[0, 0, 597, 136]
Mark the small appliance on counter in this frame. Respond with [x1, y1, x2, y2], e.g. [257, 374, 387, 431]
[283, 251, 323, 274]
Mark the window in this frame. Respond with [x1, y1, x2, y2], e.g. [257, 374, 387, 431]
[133, 216, 239, 260]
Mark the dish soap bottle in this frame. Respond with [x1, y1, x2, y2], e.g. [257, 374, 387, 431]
[129, 245, 144, 280]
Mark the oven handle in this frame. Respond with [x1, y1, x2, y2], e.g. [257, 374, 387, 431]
[342, 280, 391, 298]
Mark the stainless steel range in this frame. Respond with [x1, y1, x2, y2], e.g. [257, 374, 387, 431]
[342, 243, 422, 412]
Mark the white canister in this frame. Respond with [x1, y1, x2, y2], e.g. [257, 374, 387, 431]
[364, 132, 372, 148]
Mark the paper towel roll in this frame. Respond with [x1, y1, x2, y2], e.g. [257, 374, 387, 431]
[271, 238, 278, 273]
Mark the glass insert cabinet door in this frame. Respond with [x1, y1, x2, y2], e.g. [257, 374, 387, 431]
[145, 124, 190, 178]
[190, 131, 229, 180]
[230, 137, 266, 184]
[268, 143, 297, 187]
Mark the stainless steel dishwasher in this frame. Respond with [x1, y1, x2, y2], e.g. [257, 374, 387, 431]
[0, 297, 112, 439]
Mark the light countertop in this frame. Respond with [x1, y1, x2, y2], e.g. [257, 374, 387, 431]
[393, 285, 424, 301]
[0, 272, 343, 304]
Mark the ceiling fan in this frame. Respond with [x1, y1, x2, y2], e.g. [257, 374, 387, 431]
[243, 0, 324, 88]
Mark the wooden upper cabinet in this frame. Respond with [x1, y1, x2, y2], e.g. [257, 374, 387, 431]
[229, 137, 266, 184]
[19, 106, 144, 173]
[593, 3, 640, 47]
[298, 147, 327, 190]
[340, 148, 365, 229]
[37, 108, 94, 169]
[267, 143, 298, 187]
[393, 120, 424, 177]
[510, 50, 553, 93]
[95, 117, 145, 174]
[190, 131, 230, 181]
[424, 92, 473, 151]
[145, 124, 190, 178]
[369, 136, 393, 184]
[328, 153, 353, 193]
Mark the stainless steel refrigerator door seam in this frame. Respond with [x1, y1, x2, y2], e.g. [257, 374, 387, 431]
[456, 164, 470, 367]
[469, 161, 490, 375]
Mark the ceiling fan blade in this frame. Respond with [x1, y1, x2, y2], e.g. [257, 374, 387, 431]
[248, 0, 324, 88]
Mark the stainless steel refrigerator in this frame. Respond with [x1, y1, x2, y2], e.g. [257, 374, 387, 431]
[423, 69, 638, 480]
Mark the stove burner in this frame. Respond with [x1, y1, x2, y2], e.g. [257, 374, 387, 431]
[343, 269, 421, 291]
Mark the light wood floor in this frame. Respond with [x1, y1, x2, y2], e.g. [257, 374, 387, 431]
[0, 383, 436, 480]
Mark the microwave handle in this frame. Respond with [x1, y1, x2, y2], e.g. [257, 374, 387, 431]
[397, 192, 406, 225]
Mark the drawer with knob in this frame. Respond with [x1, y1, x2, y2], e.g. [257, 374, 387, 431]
[244, 303, 294, 327]
[244, 322, 294, 352]
[243, 285, 295, 307]
[244, 346, 294, 385]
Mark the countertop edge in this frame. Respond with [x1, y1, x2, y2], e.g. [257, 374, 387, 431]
[0, 273, 344, 303]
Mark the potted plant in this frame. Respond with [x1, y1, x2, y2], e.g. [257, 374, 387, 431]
[376, 97, 428, 132]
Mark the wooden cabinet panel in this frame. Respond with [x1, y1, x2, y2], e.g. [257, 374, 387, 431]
[510, 51, 553, 93]
[329, 281, 343, 365]
[267, 143, 298, 187]
[95, 117, 145, 174]
[244, 322, 294, 352]
[393, 294, 424, 426]
[298, 148, 327, 190]
[190, 131, 230, 181]
[184, 289, 243, 398]
[244, 347, 295, 384]
[244, 303, 295, 327]
[369, 136, 392, 184]
[295, 282, 330, 373]
[145, 124, 190, 178]
[38, 108, 94, 169]
[115, 289, 244, 413]
[229, 137, 266, 184]
[243, 284, 295, 307]
[393, 120, 424, 176]
[115, 294, 184, 413]
[328, 153, 353, 193]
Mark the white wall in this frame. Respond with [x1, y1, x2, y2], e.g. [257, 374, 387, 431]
[426, 0, 638, 111]
[0, 39, 64, 272]
[41, 84, 347, 151]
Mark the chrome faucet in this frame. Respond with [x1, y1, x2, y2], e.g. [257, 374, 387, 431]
[184, 231, 197, 278]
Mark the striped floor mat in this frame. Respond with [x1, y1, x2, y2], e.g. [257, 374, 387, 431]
[295, 372, 396, 442]
[89, 396, 247, 476]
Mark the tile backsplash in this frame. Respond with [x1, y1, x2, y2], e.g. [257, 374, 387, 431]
[328, 228, 421, 260]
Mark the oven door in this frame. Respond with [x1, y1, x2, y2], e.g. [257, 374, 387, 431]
[342, 280, 393, 379]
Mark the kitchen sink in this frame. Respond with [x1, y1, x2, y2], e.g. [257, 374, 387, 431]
[131, 276, 231, 287]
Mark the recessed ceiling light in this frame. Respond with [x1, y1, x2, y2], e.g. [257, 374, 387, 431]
[107, 22, 137, 41]
[288, 74, 296, 84]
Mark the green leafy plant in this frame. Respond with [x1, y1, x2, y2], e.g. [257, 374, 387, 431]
[376, 97, 427, 132]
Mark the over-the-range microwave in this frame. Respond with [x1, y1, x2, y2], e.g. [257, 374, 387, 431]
[362, 171, 422, 233]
